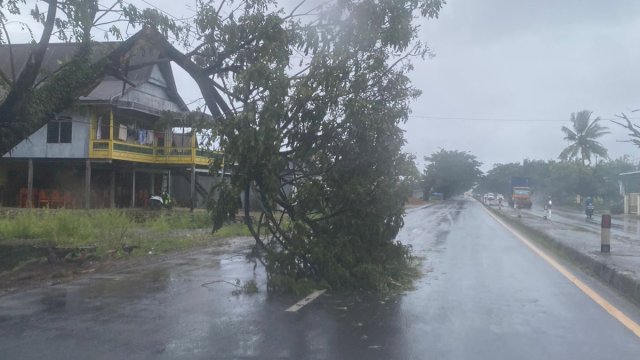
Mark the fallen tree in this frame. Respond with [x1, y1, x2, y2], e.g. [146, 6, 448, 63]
[176, 0, 445, 293]
[2, 0, 445, 294]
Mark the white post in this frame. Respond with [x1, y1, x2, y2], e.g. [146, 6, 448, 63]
[190, 165, 196, 212]
[84, 159, 91, 209]
[131, 170, 136, 208]
[624, 194, 629, 214]
[110, 170, 116, 208]
[601, 215, 611, 253]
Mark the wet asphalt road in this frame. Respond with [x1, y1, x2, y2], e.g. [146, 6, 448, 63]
[2, 199, 640, 359]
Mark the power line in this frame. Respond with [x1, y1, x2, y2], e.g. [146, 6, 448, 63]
[140, 0, 180, 21]
[138, 0, 198, 22]
[407, 115, 639, 122]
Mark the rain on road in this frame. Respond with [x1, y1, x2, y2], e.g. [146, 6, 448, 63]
[2, 199, 640, 359]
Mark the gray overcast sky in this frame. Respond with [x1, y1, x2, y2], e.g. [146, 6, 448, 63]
[406, 0, 640, 170]
[5, 0, 640, 170]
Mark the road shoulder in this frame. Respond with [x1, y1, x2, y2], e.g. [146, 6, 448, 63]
[482, 202, 640, 308]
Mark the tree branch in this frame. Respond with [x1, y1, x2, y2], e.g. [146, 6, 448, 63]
[185, 42, 207, 58]
[0, 0, 58, 122]
[143, 28, 232, 120]
[202, 34, 260, 74]
[93, 0, 121, 25]
[0, 18, 16, 83]
[206, 64, 242, 75]
[612, 114, 640, 148]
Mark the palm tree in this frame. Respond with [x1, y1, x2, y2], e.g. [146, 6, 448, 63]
[559, 110, 610, 166]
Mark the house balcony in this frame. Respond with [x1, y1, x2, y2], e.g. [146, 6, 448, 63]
[89, 139, 220, 166]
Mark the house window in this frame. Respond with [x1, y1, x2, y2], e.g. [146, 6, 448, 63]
[47, 118, 72, 144]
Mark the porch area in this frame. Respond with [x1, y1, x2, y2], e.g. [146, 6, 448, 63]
[88, 108, 221, 167]
[2, 159, 214, 210]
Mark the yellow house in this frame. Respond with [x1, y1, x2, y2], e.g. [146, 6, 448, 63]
[0, 34, 220, 209]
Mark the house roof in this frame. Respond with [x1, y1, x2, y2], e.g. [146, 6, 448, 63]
[0, 32, 188, 115]
[0, 42, 117, 85]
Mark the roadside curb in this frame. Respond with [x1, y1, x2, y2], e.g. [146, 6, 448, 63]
[482, 202, 640, 307]
[405, 202, 436, 212]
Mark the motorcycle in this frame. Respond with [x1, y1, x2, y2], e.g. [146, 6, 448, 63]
[585, 203, 594, 221]
[149, 193, 173, 210]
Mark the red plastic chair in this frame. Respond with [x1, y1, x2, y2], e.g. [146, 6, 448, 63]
[19, 188, 28, 207]
[50, 190, 62, 208]
[38, 190, 50, 208]
[63, 191, 73, 208]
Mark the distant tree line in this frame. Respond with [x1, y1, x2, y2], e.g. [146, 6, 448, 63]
[475, 157, 636, 211]
[421, 109, 640, 211]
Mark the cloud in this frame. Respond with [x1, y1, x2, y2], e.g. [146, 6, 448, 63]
[405, 0, 640, 169]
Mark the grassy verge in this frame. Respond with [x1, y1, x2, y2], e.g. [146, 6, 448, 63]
[0, 209, 251, 259]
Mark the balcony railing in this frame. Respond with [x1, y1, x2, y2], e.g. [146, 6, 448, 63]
[89, 139, 220, 166]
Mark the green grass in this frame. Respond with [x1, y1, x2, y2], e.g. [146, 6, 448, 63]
[0, 209, 251, 258]
[145, 211, 213, 232]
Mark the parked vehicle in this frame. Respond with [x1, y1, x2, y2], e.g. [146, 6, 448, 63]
[484, 193, 495, 203]
[149, 192, 173, 210]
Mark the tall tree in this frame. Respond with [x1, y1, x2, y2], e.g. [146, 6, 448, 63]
[559, 110, 610, 166]
[423, 149, 482, 199]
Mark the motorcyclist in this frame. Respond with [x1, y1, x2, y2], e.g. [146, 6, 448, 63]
[162, 191, 172, 208]
[585, 196, 594, 220]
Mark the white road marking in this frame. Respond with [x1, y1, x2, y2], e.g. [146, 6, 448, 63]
[285, 289, 327, 312]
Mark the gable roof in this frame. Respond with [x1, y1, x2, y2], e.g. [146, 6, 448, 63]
[0, 31, 188, 115]
[0, 42, 117, 85]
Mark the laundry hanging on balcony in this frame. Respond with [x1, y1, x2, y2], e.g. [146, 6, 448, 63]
[138, 129, 145, 144]
[118, 125, 127, 141]
[136, 129, 154, 145]
[172, 132, 191, 147]
[96, 116, 102, 140]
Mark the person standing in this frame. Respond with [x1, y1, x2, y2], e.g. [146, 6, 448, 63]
[545, 196, 552, 220]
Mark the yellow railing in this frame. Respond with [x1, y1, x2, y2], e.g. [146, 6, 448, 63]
[88, 111, 221, 166]
[90, 139, 219, 166]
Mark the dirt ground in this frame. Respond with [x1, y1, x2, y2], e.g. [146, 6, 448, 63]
[1, 203, 429, 296]
[0, 236, 249, 296]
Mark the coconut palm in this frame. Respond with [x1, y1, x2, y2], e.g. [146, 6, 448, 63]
[559, 110, 610, 166]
